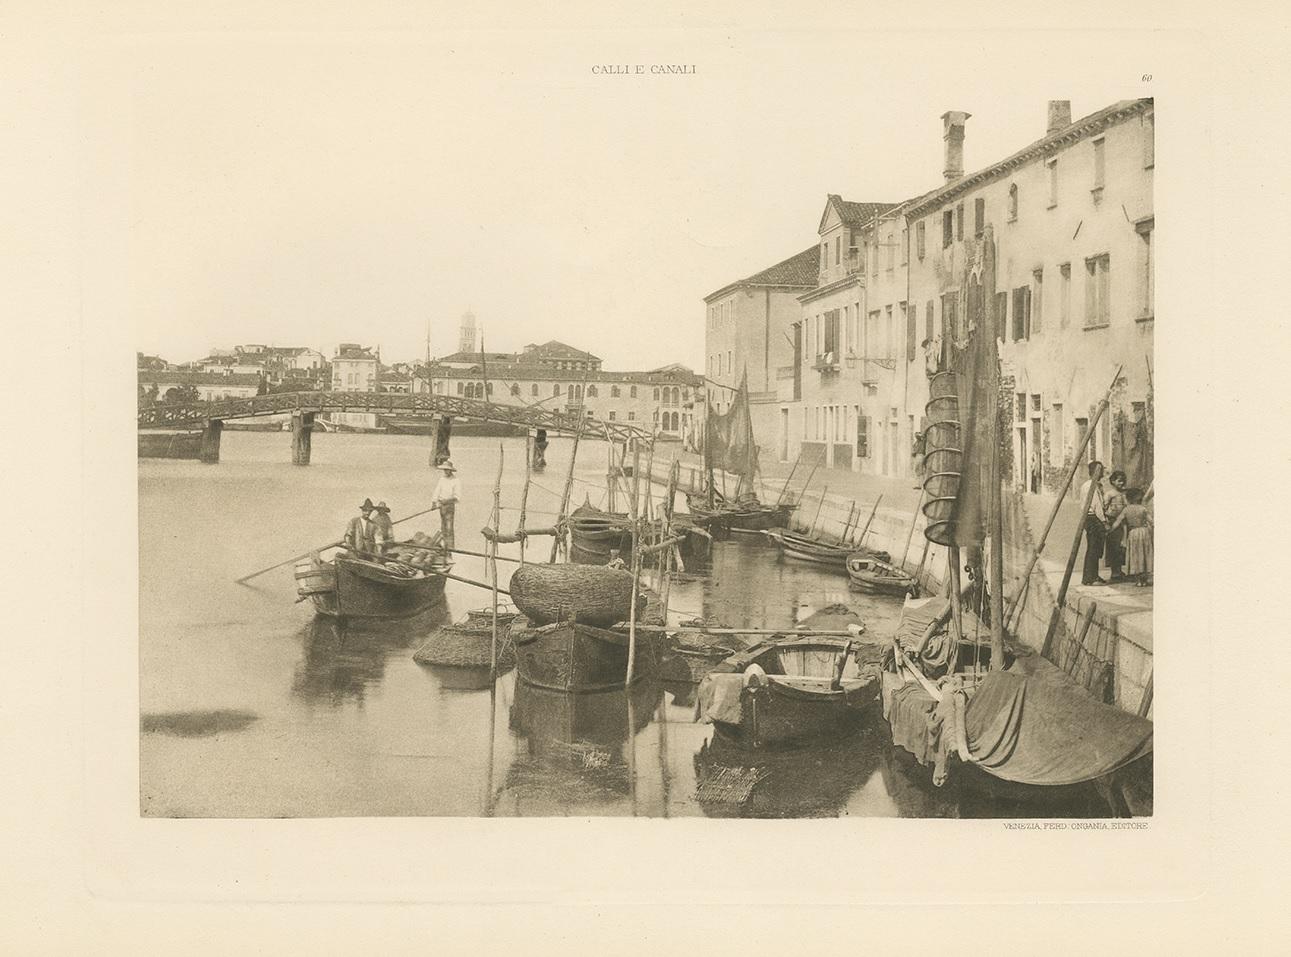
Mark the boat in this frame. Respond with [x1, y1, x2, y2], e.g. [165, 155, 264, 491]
[512, 619, 659, 692]
[878, 226, 1152, 810]
[294, 552, 450, 619]
[696, 636, 881, 748]
[687, 497, 794, 536]
[567, 502, 631, 565]
[846, 555, 918, 596]
[766, 528, 891, 569]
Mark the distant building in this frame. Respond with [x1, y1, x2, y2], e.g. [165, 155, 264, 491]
[137, 352, 170, 371]
[331, 343, 380, 429]
[137, 370, 260, 402]
[458, 311, 477, 354]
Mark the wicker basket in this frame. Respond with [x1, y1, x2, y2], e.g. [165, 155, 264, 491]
[508, 564, 644, 627]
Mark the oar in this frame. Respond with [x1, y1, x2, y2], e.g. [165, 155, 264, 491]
[443, 570, 511, 597]
[234, 504, 440, 585]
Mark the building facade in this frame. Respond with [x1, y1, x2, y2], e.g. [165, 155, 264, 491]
[703, 246, 819, 450]
[711, 97, 1154, 495]
[137, 370, 261, 402]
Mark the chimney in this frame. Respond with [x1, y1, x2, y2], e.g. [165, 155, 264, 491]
[1046, 100, 1072, 135]
[942, 111, 971, 182]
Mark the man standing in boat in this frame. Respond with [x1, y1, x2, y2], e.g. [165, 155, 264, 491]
[344, 498, 377, 556]
[370, 501, 394, 554]
[431, 460, 460, 550]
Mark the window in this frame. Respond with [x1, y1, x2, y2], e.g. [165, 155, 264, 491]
[1092, 137, 1106, 191]
[925, 301, 934, 341]
[1032, 268, 1044, 332]
[456, 381, 464, 395]
[1012, 286, 1032, 341]
[1144, 111, 1154, 168]
[1015, 392, 1026, 423]
[608, 411, 616, 421]
[974, 197, 985, 237]
[823, 310, 839, 356]
[821, 244, 828, 272]
[587, 385, 598, 398]
[553, 383, 561, 396]
[531, 383, 539, 396]
[630, 385, 638, 398]
[1084, 254, 1111, 327]
[942, 210, 953, 248]
[842, 305, 851, 353]
[1059, 263, 1072, 328]
[904, 302, 915, 362]
[916, 221, 926, 259]
[1075, 417, 1090, 468]
[1007, 183, 1018, 221]
[510, 383, 520, 396]
[867, 310, 880, 354]
[955, 203, 964, 241]
[1047, 158, 1058, 207]
[653, 387, 660, 401]
[994, 292, 1008, 341]
[869, 241, 878, 276]
[900, 228, 908, 265]
[1052, 404, 1064, 464]
[886, 234, 894, 272]
[1137, 218, 1154, 317]
[857, 415, 870, 458]
[834, 235, 841, 266]
[611, 385, 620, 398]
[628, 411, 635, 421]
[885, 305, 894, 358]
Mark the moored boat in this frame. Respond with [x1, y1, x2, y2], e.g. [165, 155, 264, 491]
[512, 619, 659, 692]
[765, 529, 892, 569]
[294, 553, 450, 619]
[697, 637, 881, 748]
[846, 555, 918, 596]
[567, 502, 632, 565]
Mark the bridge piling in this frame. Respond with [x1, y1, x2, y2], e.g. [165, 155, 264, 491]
[291, 411, 314, 465]
[199, 419, 223, 464]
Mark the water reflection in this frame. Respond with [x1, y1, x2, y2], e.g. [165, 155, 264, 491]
[291, 603, 450, 706]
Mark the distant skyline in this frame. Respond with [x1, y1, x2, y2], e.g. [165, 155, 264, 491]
[89, 33, 1144, 371]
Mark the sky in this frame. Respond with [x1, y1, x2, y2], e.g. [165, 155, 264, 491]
[87, 30, 1146, 371]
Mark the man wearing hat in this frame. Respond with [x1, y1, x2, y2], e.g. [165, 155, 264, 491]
[370, 501, 394, 555]
[431, 460, 460, 550]
[344, 498, 377, 556]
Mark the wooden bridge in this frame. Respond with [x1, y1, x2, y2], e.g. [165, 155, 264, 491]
[138, 390, 650, 464]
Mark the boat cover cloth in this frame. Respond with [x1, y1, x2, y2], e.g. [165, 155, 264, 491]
[698, 673, 746, 725]
[882, 653, 1153, 787]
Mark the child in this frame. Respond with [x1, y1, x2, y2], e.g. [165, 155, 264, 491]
[1111, 488, 1153, 586]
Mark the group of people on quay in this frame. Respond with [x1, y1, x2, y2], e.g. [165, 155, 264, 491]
[1080, 461, 1154, 587]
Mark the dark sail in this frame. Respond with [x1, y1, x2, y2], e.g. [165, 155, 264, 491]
[704, 371, 759, 485]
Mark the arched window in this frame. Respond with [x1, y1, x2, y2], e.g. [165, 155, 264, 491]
[587, 385, 598, 398]
[574, 384, 583, 401]
[510, 383, 520, 396]
[553, 383, 561, 396]
[630, 385, 637, 398]
[531, 383, 539, 396]
[611, 385, 620, 398]
[671, 412, 679, 431]
[456, 381, 464, 395]
[653, 387, 660, 401]
[672, 387, 681, 405]
[486, 382, 493, 395]
[1008, 183, 1018, 222]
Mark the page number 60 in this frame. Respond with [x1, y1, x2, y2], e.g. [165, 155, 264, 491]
[1141, 74, 1152, 82]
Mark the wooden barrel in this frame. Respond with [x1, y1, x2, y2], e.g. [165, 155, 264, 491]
[508, 564, 644, 627]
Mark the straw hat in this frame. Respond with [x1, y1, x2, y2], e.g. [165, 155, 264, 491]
[360, 497, 375, 511]
[375, 501, 390, 512]
[438, 460, 456, 473]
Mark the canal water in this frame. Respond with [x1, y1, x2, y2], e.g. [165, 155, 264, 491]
[139, 431, 1103, 818]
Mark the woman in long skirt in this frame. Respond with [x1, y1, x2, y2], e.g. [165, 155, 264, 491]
[1112, 487, 1153, 586]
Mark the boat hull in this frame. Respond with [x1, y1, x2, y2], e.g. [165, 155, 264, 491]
[513, 620, 651, 692]
[846, 557, 917, 596]
[296, 556, 447, 619]
[710, 676, 878, 748]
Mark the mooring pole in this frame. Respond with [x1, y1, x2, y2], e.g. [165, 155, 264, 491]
[490, 443, 504, 676]
[625, 438, 643, 686]
[550, 422, 583, 563]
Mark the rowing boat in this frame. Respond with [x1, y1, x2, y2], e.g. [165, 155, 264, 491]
[846, 555, 918, 597]
[764, 529, 892, 569]
[697, 636, 880, 748]
[294, 552, 451, 619]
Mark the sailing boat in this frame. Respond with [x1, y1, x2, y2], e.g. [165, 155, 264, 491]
[879, 227, 1152, 813]
[687, 372, 794, 535]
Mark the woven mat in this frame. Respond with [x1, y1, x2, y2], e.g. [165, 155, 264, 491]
[695, 766, 771, 805]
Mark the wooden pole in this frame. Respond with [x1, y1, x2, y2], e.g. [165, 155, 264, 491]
[988, 443, 1007, 672]
[793, 449, 825, 523]
[773, 450, 804, 507]
[900, 489, 925, 571]
[660, 459, 679, 623]
[809, 485, 829, 535]
[840, 501, 858, 543]
[625, 439, 643, 685]
[490, 443, 504, 676]
[604, 422, 617, 513]
[1041, 461, 1104, 660]
[946, 545, 965, 674]
[518, 432, 532, 565]
[550, 420, 584, 562]
[856, 494, 884, 546]
[1004, 365, 1122, 629]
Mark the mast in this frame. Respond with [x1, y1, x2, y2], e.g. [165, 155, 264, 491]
[984, 225, 1006, 670]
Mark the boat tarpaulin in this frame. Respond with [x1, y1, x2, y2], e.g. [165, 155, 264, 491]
[955, 653, 1153, 786]
[704, 372, 758, 484]
[698, 673, 746, 725]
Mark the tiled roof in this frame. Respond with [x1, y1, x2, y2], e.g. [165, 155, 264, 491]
[417, 363, 700, 386]
[524, 340, 601, 361]
[439, 350, 518, 364]
[706, 246, 820, 300]
[822, 195, 901, 231]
